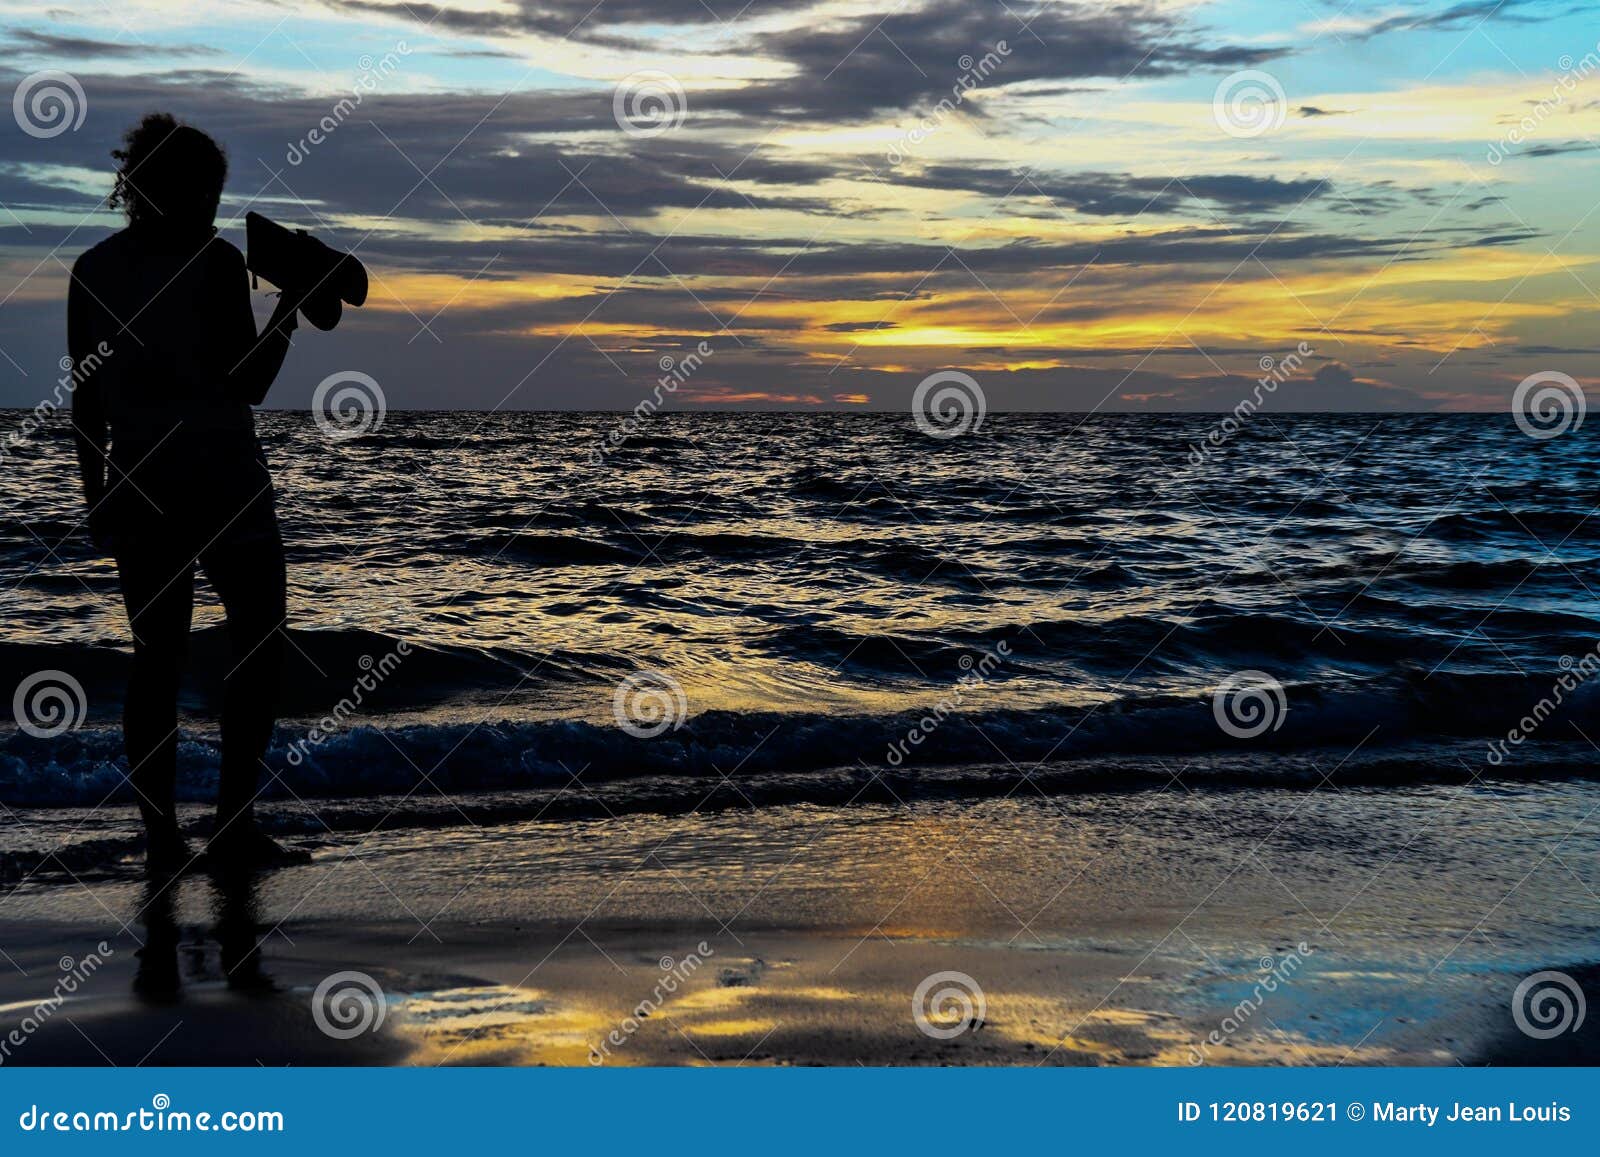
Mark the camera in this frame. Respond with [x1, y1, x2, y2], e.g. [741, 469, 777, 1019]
[244, 211, 368, 331]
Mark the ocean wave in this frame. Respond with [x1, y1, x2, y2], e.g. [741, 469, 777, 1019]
[0, 627, 614, 721]
[1390, 557, 1600, 591]
[448, 526, 1023, 584]
[473, 531, 641, 565]
[5, 671, 1598, 809]
[11, 738, 1596, 885]
[761, 610, 1453, 677]
[1431, 509, 1600, 542]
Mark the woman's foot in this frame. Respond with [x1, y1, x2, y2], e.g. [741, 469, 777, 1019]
[145, 828, 194, 876]
[132, 942, 182, 1002]
[205, 825, 311, 870]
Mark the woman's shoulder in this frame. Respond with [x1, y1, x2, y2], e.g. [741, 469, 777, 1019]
[71, 229, 130, 280]
[73, 228, 245, 276]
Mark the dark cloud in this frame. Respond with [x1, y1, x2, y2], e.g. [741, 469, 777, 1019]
[1, 29, 218, 58]
[1354, 0, 1571, 38]
[327, 0, 811, 51]
[1515, 140, 1598, 158]
[0, 70, 847, 226]
[704, 0, 1285, 122]
[1283, 362, 1422, 409]
[8, 68, 1451, 280]
[437, 46, 523, 60]
[331, 0, 1286, 122]
[365, 223, 1468, 285]
[888, 165, 1330, 217]
[1094, 360, 1430, 411]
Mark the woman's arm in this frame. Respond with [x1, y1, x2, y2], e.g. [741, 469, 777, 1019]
[219, 244, 298, 406]
[66, 257, 108, 514]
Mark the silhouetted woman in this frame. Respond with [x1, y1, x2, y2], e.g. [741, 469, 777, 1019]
[68, 113, 306, 871]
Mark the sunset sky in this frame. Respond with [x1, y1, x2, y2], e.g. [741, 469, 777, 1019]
[1, 0, 1598, 411]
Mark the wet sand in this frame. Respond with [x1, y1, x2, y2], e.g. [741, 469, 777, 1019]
[1, 783, 1597, 1066]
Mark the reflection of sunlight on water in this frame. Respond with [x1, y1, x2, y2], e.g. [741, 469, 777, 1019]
[686, 1018, 776, 1038]
[669, 985, 756, 1013]
[371, 952, 1432, 1066]
[385, 957, 833, 1065]
[783, 985, 856, 1001]
[380, 967, 1429, 1066]
[391, 986, 611, 1065]
[975, 992, 1183, 1060]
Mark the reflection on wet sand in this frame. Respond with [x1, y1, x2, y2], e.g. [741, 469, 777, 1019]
[374, 942, 1408, 1068]
[4, 784, 1587, 1066]
[95, 857, 1524, 1067]
[134, 868, 277, 1005]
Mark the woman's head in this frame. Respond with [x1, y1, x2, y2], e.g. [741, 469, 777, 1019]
[110, 113, 227, 230]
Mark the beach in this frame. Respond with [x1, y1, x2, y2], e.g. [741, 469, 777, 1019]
[3, 780, 1596, 1066]
[4, 412, 1600, 1066]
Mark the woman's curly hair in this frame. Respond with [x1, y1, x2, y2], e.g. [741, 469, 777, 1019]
[109, 113, 228, 227]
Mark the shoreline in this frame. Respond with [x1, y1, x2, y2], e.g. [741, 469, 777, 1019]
[7, 917, 1578, 1067]
[3, 783, 1597, 1066]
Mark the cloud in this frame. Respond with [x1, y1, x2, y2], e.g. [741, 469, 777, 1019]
[888, 167, 1332, 216]
[331, 0, 1286, 122]
[1281, 362, 1423, 409]
[702, 0, 1285, 123]
[327, 0, 808, 50]
[1353, 0, 1572, 39]
[0, 70, 847, 224]
[0, 0, 1582, 412]
[0, 29, 219, 58]
[1515, 140, 1598, 158]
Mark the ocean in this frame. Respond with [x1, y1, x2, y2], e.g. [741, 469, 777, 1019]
[2, 411, 1597, 857]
